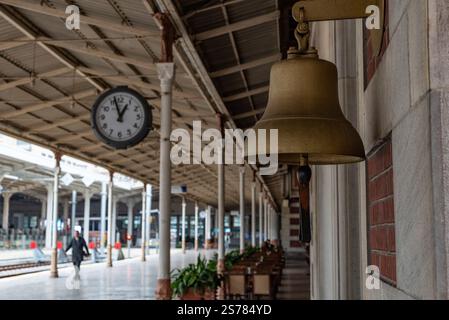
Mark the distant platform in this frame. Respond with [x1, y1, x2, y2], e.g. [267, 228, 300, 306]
[0, 249, 214, 300]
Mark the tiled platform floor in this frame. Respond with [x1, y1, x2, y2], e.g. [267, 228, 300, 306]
[277, 250, 310, 300]
[0, 249, 214, 300]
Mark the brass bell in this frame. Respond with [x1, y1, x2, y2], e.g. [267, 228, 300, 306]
[249, 51, 365, 165]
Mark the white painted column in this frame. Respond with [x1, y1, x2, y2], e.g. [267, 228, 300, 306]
[127, 199, 134, 245]
[127, 199, 134, 258]
[251, 180, 256, 247]
[239, 166, 245, 253]
[62, 199, 69, 247]
[100, 182, 107, 250]
[50, 155, 60, 278]
[45, 183, 53, 249]
[40, 199, 46, 231]
[217, 115, 226, 300]
[194, 202, 199, 251]
[146, 184, 152, 254]
[205, 205, 211, 244]
[268, 205, 272, 240]
[111, 198, 117, 245]
[259, 190, 263, 247]
[70, 190, 77, 236]
[141, 187, 146, 261]
[156, 62, 175, 300]
[83, 190, 91, 243]
[2, 193, 11, 232]
[106, 173, 113, 267]
[263, 196, 268, 241]
[181, 197, 186, 254]
[62, 200, 69, 231]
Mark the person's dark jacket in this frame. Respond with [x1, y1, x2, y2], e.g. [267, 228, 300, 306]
[66, 237, 90, 263]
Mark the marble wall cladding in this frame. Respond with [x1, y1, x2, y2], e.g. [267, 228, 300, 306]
[364, 10, 410, 151]
[427, 0, 449, 299]
[408, 0, 430, 107]
[393, 96, 435, 299]
[389, 0, 411, 39]
[361, 0, 443, 300]
[429, 0, 449, 89]
[430, 90, 449, 299]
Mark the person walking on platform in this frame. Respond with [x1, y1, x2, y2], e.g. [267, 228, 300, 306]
[65, 231, 90, 280]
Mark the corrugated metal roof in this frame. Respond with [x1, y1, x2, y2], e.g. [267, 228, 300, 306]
[0, 0, 286, 208]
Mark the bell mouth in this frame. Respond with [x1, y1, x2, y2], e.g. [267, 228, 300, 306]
[245, 117, 366, 166]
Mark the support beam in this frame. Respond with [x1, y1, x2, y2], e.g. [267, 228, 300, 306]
[217, 115, 225, 300]
[126, 198, 134, 258]
[239, 166, 245, 253]
[209, 54, 281, 78]
[2, 192, 11, 231]
[259, 188, 263, 247]
[0, 36, 28, 50]
[40, 198, 46, 230]
[45, 183, 53, 249]
[83, 190, 91, 243]
[106, 172, 113, 267]
[100, 183, 106, 250]
[233, 108, 265, 120]
[183, 0, 246, 19]
[141, 186, 146, 262]
[155, 62, 175, 300]
[223, 86, 269, 103]
[195, 11, 280, 41]
[205, 205, 211, 246]
[181, 197, 186, 254]
[111, 197, 117, 245]
[251, 179, 256, 247]
[146, 184, 152, 255]
[264, 196, 268, 241]
[0, 67, 70, 92]
[0, 89, 96, 119]
[194, 202, 199, 251]
[0, 0, 160, 38]
[50, 153, 61, 278]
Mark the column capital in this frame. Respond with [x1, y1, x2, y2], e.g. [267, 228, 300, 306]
[83, 189, 91, 198]
[239, 166, 246, 175]
[2, 192, 12, 200]
[156, 63, 176, 86]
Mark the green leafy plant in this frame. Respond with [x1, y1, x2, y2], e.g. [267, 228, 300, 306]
[171, 255, 222, 298]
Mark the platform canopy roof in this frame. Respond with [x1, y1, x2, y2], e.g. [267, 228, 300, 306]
[0, 0, 293, 210]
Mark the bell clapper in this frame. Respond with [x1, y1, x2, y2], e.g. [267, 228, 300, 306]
[297, 155, 312, 246]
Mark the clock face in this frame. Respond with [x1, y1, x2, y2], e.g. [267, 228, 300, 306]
[91, 87, 152, 149]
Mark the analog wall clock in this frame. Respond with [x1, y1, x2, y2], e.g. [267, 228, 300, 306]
[91, 86, 152, 150]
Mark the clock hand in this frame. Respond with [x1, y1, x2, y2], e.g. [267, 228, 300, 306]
[118, 104, 129, 122]
[113, 97, 123, 122]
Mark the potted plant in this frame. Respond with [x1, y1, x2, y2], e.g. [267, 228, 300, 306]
[171, 255, 222, 300]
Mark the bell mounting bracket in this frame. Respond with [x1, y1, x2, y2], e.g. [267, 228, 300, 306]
[292, 0, 386, 56]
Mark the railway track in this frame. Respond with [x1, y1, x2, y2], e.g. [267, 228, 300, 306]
[0, 261, 50, 272]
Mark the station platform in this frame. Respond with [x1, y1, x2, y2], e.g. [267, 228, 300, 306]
[0, 249, 214, 300]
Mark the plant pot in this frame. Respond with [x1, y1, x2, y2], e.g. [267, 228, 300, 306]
[181, 288, 216, 300]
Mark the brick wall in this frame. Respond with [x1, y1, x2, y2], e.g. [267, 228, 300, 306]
[367, 138, 396, 285]
[363, 0, 390, 88]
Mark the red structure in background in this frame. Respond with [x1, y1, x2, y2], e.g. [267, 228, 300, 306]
[29, 241, 37, 249]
